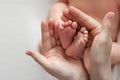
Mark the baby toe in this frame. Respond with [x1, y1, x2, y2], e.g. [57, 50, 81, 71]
[72, 21, 78, 29]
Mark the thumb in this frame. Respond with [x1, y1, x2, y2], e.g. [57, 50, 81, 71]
[102, 12, 115, 33]
[26, 50, 48, 68]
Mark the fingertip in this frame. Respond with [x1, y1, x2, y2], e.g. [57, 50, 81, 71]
[102, 12, 115, 31]
[26, 50, 33, 55]
[69, 6, 78, 14]
[107, 12, 115, 20]
[69, 6, 74, 10]
[26, 50, 48, 67]
[26, 50, 39, 55]
[63, 9, 69, 17]
[48, 19, 54, 29]
[41, 20, 47, 26]
[103, 12, 115, 23]
[41, 20, 48, 32]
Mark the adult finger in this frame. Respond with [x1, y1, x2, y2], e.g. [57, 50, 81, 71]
[41, 20, 52, 53]
[48, 19, 57, 47]
[62, 9, 76, 21]
[26, 50, 48, 68]
[102, 12, 115, 33]
[69, 6, 102, 35]
[91, 12, 115, 61]
[98, 12, 115, 53]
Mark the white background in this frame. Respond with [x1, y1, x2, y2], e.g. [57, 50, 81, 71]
[0, 0, 57, 80]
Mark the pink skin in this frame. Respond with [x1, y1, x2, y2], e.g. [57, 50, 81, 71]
[65, 27, 88, 59]
[59, 20, 77, 49]
[26, 20, 89, 80]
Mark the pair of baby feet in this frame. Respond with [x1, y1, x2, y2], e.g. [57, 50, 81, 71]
[58, 20, 88, 59]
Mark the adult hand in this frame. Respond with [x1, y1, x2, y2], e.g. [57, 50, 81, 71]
[26, 20, 88, 80]
[63, 6, 114, 80]
[83, 12, 114, 80]
[62, 6, 102, 37]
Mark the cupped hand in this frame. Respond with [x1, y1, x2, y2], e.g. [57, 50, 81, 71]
[26, 20, 88, 80]
[83, 11, 114, 71]
[63, 6, 114, 80]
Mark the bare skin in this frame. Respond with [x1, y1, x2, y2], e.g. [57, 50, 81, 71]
[83, 12, 114, 80]
[26, 11, 113, 80]
[63, 7, 114, 80]
[26, 20, 88, 80]
[58, 20, 88, 59]
[68, 0, 119, 41]
[49, 0, 119, 41]
[59, 20, 88, 58]
[62, 6, 120, 65]
[48, 0, 120, 65]
[65, 27, 88, 59]
[59, 20, 77, 49]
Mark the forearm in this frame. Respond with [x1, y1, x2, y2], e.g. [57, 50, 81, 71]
[47, 0, 68, 20]
[111, 42, 120, 64]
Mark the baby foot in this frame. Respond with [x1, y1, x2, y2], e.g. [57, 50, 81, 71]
[59, 20, 77, 49]
[65, 27, 88, 59]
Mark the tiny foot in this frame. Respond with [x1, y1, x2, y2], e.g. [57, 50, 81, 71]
[59, 20, 77, 49]
[65, 27, 88, 59]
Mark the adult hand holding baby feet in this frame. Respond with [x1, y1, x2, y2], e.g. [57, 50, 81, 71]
[26, 13, 114, 80]
[60, 6, 102, 59]
[83, 12, 114, 80]
[63, 6, 114, 80]
[26, 20, 88, 80]
[26, 5, 115, 80]
[62, 6, 116, 60]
